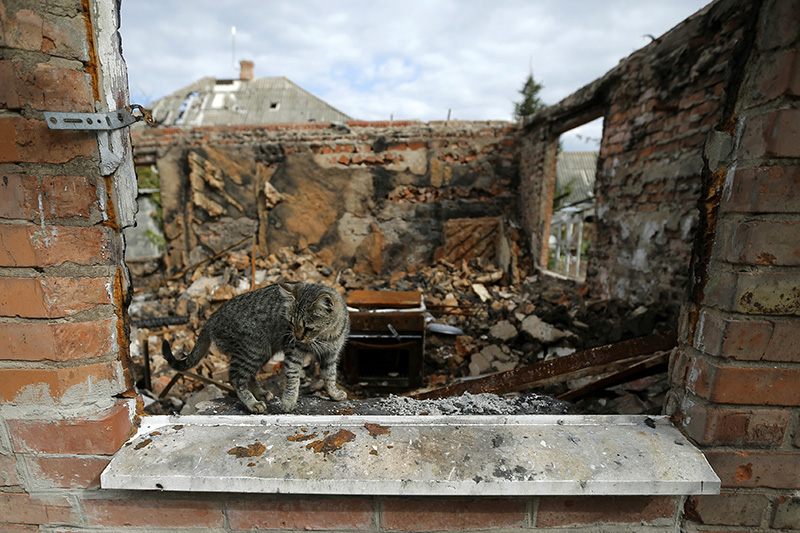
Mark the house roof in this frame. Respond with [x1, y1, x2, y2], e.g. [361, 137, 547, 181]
[555, 151, 598, 207]
[147, 74, 353, 127]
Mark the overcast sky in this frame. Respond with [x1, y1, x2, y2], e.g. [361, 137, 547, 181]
[119, 1, 710, 151]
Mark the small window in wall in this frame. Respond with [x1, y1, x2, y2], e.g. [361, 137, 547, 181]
[545, 117, 603, 280]
[269, 101, 279, 110]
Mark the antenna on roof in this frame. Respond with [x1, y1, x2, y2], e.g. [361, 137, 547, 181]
[231, 26, 237, 69]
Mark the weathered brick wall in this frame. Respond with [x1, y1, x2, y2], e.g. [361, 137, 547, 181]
[0, 0, 139, 525]
[520, 0, 758, 320]
[667, 0, 800, 530]
[131, 121, 520, 278]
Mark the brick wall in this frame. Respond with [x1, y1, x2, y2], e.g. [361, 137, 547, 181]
[0, 0, 139, 526]
[666, 0, 800, 530]
[2, 0, 800, 531]
[520, 0, 759, 319]
[131, 120, 520, 277]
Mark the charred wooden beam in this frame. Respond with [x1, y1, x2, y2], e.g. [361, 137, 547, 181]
[411, 330, 677, 400]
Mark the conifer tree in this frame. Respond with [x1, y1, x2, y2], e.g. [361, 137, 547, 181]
[513, 72, 545, 120]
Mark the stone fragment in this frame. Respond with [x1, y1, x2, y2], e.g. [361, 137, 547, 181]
[489, 320, 518, 341]
[520, 315, 570, 344]
[472, 283, 491, 302]
[468, 350, 493, 377]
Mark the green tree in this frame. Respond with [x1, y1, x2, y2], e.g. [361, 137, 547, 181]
[513, 72, 545, 120]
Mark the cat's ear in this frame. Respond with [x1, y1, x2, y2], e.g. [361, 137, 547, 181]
[278, 282, 296, 299]
[316, 293, 335, 314]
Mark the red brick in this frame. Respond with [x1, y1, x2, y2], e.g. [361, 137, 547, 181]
[0, 319, 115, 362]
[721, 166, 800, 214]
[0, 454, 20, 486]
[755, 48, 800, 102]
[682, 402, 790, 446]
[381, 498, 526, 531]
[536, 496, 676, 527]
[694, 311, 800, 362]
[684, 491, 768, 526]
[0, 174, 99, 221]
[0, 61, 93, 113]
[0, 117, 95, 164]
[0, 525, 38, 532]
[83, 497, 224, 528]
[26, 455, 110, 489]
[0, 225, 112, 267]
[705, 450, 800, 488]
[772, 495, 800, 529]
[694, 311, 771, 360]
[41, 175, 100, 218]
[739, 109, 800, 159]
[0, 276, 112, 318]
[720, 219, 800, 266]
[1, 8, 44, 52]
[7, 400, 133, 454]
[685, 356, 800, 405]
[0, 493, 75, 526]
[228, 496, 374, 530]
[704, 271, 800, 316]
[0, 61, 23, 109]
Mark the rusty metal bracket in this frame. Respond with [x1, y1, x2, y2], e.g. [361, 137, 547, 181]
[44, 104, 155, 131]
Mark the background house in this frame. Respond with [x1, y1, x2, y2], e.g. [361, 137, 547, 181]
[147, 60, 352, 127]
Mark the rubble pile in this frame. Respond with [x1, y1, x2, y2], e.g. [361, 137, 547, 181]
[129, 245, 676, 416]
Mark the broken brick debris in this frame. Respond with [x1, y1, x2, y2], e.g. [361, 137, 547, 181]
[129, 243, 678, 416]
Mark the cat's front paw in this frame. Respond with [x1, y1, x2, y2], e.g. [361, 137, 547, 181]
[281, 395, 298, 412]
[327, 387, 347, 401]
[247, 400, 267, 414]
[257, 390, 274, 402]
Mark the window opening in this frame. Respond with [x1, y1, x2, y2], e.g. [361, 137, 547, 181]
[124, 165, 165, 262]
[545, 116, 603, 280]
[174, 91, 199, 124]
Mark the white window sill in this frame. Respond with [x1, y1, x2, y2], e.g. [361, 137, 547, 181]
[101, 414, 719, 496]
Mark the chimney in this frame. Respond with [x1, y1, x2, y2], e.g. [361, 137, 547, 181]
[239, 60, 254, 81]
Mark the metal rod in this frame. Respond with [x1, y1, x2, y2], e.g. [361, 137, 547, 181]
[141, 331, 152, 391]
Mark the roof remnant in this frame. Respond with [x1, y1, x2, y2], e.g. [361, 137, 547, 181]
[146, 62, 352, 127]
[555, 151, 598, 207]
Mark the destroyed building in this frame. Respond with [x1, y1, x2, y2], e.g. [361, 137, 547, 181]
[2, 0, 800, 531]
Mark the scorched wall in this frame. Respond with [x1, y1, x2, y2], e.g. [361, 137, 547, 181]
[131, 121, 521, 278]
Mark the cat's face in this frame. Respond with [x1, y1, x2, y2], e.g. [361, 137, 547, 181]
[281, 283, 337, 343]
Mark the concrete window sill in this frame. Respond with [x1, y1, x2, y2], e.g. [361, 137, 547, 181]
[101, 414, 719, 496]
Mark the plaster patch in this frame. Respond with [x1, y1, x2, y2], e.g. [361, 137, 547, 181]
[37, 193, 45, 228]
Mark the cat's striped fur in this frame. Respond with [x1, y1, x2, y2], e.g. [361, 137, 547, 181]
[162, 282, 349, 412]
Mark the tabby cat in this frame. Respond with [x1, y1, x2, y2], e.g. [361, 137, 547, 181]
[161, 282, 349, 413]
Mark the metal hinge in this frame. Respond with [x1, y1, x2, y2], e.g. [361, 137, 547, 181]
[44, 104, 154, 130]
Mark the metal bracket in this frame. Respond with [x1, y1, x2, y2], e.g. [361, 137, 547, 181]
[44, 104, 155, 131]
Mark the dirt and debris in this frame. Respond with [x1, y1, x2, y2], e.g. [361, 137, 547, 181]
[129, 244, 676, 417]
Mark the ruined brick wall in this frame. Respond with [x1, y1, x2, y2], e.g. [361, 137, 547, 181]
[131, 121, 520, 278]
[0, 0, 138, 523]
[667, 0, 800, 529]
[520, 0, 758, 318]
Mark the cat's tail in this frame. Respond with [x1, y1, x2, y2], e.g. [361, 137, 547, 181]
[161, 328, 212, 371]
